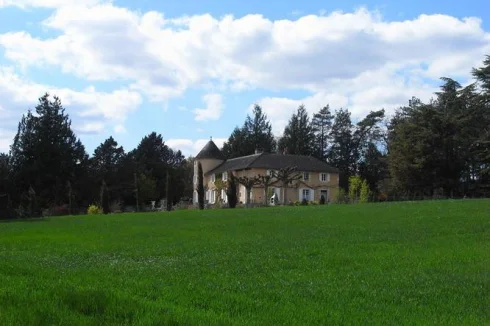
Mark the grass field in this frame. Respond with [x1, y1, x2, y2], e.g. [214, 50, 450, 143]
[0, 200, 489, 325]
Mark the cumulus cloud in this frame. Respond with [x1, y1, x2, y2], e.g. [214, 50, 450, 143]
[0, 66, 142, 150]
[167, 138, 227, 156]
[1, 7, 488, 95]
[193, 93, 224, 121]
[0, 5, 489, 136]
[114, 124, 126, 134]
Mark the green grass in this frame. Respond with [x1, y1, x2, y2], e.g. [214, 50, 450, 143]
[0, 200, 489, 325]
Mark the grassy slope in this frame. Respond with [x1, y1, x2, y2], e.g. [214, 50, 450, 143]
[0, 200, 489, 325]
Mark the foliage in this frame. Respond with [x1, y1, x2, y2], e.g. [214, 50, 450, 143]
[9, 94, 87, 213]
[236, 175, 261, 206]
[136, 173, 157, 206]
[222, 105, 276, 158]
[214, 178, 227, 203]
[301, 198, 308, 206]
[257, 174, 277, 206]
[312, 105, 333, 160]
[336, 188, 350, 204]
[348, 175, 363, 202]
[275, 166, 302, 205]
[226, 171, 238, 208]
[197, 162, 204, 210]
[278, 105, 316, 156]
[87, 204, 102, 215]
[360, 180, 371, 204]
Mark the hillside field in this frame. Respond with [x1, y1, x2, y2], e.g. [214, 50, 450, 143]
[0, 200, 489, 325]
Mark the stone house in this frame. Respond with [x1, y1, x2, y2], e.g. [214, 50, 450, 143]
[193, 140, 339, 205]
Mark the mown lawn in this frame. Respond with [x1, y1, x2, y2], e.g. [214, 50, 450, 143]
[0, 200, 489, 325]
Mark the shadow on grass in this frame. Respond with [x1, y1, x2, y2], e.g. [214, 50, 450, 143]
[0, 216, 48, 223]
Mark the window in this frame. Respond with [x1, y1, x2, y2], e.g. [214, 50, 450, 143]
[222, 172, 228, 181]
[302, 189, 311, 201]
[221, 189, 227, 203]
[320, 173, 330, 182]
[303, 172, 310, 181]
[211, 174, 215, 183]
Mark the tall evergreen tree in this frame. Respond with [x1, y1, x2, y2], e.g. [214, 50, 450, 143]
[278, 105, 316, 156]
[222, 105, 276, 158]
[91, 136, 125, 202]
[327, 108, 354, 190]
[312, 105, 333, 160]
[9, 94, 87, 212]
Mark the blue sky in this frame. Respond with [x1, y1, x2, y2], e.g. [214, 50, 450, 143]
[0, 0, 489, 156]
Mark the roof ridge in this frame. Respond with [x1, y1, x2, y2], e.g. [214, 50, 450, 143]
[244, 152, 267, 168]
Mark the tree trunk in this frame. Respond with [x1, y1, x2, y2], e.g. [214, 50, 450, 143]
[264, 185, 269, 206]
[246, 187, 251, 207]
[283, 182, 288, 205]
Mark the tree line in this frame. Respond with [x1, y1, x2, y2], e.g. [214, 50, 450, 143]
[0, 94, 194, 218]
[1, 55, 489, 218]
[220, 56, 490, 199]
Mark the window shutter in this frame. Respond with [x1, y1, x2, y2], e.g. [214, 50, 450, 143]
[327, 173, 331, 182]
[311, 189, 315, 201]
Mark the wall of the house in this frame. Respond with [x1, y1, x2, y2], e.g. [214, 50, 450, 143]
[193, 157, 224, 204]
[203, 168, 339, 205]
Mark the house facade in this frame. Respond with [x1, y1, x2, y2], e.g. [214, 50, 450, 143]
[193, 140, 339, 205]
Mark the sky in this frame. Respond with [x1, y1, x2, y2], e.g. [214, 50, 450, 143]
[0, 0, 488, 156]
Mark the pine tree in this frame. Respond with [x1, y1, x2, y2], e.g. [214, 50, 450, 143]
[327, 108, 354, 190]
[222, 105, 276, 158]
[278, 105, 316, 156]
[10, 94, 87, 212]
[312, 105, 333, 160]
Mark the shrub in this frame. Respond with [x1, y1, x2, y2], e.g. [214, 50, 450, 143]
[87, 204, 103, 215]
[378, 193, 388, 202]
[360, 180, 370, 204]
[301, 198, 308, 206]
[336, 189, 350, 204]
[310, 201, 319, 206]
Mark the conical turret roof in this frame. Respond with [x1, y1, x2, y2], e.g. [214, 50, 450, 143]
[195, 139, 225, 160]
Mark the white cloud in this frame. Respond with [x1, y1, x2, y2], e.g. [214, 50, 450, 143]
[0, 5, 489, 133]
[0, 129, 14, 153]
[0, 66, 142, 149]
[1, 6, 487, 99]
[193, 93, 224, 121]
[252, 92, 349, 135]
[74, 122, 104, 134]
[114, 124, 126, 134]
[167, 138, 227, 156]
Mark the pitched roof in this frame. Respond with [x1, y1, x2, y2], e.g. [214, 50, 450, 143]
[195, 140, 226, 160]
[207, 152, 338, 175]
